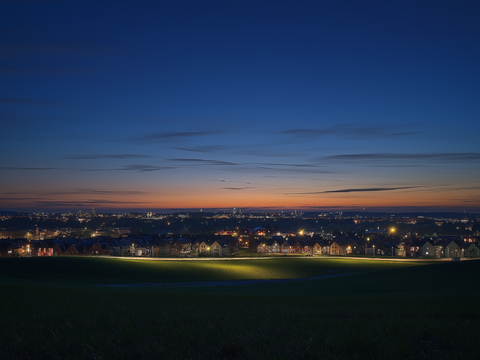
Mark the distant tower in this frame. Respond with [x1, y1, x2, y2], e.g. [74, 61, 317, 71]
[91, 207, 96, 218]
[233, 207, 237, 215]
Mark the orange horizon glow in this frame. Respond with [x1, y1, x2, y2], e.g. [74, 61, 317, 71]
[3, 187, 478, 211]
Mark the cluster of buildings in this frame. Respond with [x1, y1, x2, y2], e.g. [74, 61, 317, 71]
[0, 231, 479, 259]
[0, 235, 239, 258]
[251, 234, 480, 258]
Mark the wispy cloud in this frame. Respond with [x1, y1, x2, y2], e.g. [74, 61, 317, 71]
[0, 96, 57, 106]
[72, 189, 146, 196]
[66, 154, 152, 160]
[222, 187, 253, 191]
[233, 145, 302, 158]
[166, 159, 333, 174]
[0, 197, 44, 201]
[115, 164, 175, 171]
[2, 189, 146, 196]
[455, 186, 480, 191]
[0, 166, 57, 170]
[173, 145, 230, 153]
[282, 124, 422, 139]
[0, 42, 116, 59]
[389, 132, 422, 137]
[168, 158, 239, 166]
[132, 131, 220, 143]
[83, 164, 175, 172]
[256, 166, 332, 174]
[163, 159, 336, 175]
[321, 153, 480, 163]
[112, 164, 175, 172]
[256, 162, 318, 168]
[31, 200, 151, 206]
[0, 114, 77, 125]
[210, 179, 254, 185]
[0, 67, 93, 75]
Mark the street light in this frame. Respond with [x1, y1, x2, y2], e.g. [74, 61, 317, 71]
[373, 244, 375, 259]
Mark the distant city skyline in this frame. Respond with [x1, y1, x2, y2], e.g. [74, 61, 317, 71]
[1, 1, 479, 212]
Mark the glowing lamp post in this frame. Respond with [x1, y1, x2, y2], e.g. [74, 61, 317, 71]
[373, 244, 375, 259]
[389, 228, 395, 257]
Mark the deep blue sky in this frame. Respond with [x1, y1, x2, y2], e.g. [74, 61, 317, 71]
[1, 0, 479, 212]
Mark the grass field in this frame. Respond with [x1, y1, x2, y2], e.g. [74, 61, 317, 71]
[0, 256, 422, 287]
[1, 257, 479, 359]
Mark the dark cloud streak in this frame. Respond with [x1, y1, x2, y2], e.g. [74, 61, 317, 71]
[290, 186, 419, 194]
[168, 158, 239, 166]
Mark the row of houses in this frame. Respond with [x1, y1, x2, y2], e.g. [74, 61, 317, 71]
[253, 237, 480, 258]
[1, 234, 479, 259]
[0, 236, 239, 258]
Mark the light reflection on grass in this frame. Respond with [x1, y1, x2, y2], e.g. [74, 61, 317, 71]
[0, 257, 424, 286]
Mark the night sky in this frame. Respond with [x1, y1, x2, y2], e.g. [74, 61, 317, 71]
[1, 0, 479, 213]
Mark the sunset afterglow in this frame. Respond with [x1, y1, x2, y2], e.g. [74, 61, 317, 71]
[1, 1, 479, 213]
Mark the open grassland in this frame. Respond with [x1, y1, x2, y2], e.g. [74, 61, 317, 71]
[1, 258, 479, 359]
[0, 256, 423, 287]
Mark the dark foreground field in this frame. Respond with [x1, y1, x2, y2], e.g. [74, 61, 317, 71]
[1, 257, 479, 359]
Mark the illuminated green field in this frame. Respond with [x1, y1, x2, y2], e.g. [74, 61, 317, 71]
[0, 256, 423, 287]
